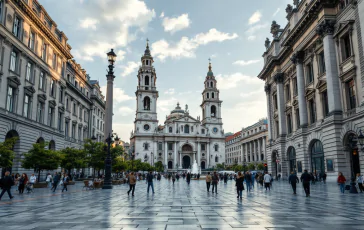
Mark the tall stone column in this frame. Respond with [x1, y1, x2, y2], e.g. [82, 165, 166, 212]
[265, 85, 273, 140]
[316, 19, 343, 115]
[179, 152, 182, 169]
[249, 142, 253, 162]
[164, 142, 168, 167]
[104, 74, 114, 138]
[207, 143, 210, 168]
[174, 142, 177, 169]
[197, 142, 201, 167]
[291, 51, 308, 127]
[245, 143, 248, 162]
[263, 137, 266, 161]
[258, 138, 261, 162]
[274, 73, 287, 136]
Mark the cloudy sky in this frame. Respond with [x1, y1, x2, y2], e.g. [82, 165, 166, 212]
[40, 0, 290, 142]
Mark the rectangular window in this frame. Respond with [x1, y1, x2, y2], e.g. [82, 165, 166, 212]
[285, 84, 290, 102]
[144, 143, 149, 150]
[201, 144, 205, 151]
[273, 94, 278, 110]
[50, 79, 55, 97]
[347, 79, 356, 110]
[287, 114, 292, 134]
[61, 62, 65, 77]
[309, 99, 316, 124]
[39, 72, 45, 90]
[58, 112, 63, 131]
[41, 41, 47, 61]
[28, 31, 35, 50]
[342, 34, 352, 61]
[79, 107, 82, 118]
[59, 87, 63, 103]
[293, 78, 298, 96]
[65, 121, 69, 137]
[201, 129, 205, 134]
[168, 143, 173, 151]
[72, 124, 76, 138]
[322, 91, 329, 117]
[93, 116, 95, 126]
[10, 51, 17, 72]
[73, 103, 76, 115]
[36, 102, 44, 123]
[52, 53, 57, 69]
[318, 52, 326, 74]
[48, 107, 54, 127]
[13, 16, 21, 38]
[6, 86, 15, 112]
[78, 127, 82, 140]
[25, 62, 32, 82]
[23, 95, 30, 118]
[0, 1, 3, 24]
[158, 142, 163, 151]
[97, 119, 99, 129]
[306, 63, 314, 84]
[275, 120, 279, 138]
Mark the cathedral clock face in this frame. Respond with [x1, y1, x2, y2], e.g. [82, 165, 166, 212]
[144, 124, 150, 131]
[213, 127, 218, 133]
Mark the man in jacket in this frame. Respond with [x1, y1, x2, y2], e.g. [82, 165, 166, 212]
[0, 171, 14, 200]
[263, 172, 272, 191]
[127, 172, 136, 196]
[147, 171, 154, 194]
[212, 171, 219, 194]
[52, 172, 60, 192]
[300, 169, 311, 197]
[206, 172, 212, 192]
[288, 171, 299, 194]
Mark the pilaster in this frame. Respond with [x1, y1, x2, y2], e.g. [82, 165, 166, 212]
[274, 73, 287, 136]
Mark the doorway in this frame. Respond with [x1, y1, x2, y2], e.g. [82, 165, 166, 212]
[182, 155, 191, 169]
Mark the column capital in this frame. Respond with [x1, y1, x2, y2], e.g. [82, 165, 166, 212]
[290, 51, 304, 65]
[316, 19, 336, 38]
[273, 73, 284, 83]
[264, 84, 271, 93]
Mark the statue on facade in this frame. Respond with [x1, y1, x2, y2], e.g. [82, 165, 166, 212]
[270, 21, 281, 38]
[185, 104, 189, 113]
[264, 38, 270, 50]
[293, 0, 300, 8]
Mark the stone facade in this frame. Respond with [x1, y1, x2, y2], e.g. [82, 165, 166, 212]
[130, 44, 225, 171]
[225, 119, 268, 167]
[0, 0, 105, 176]
[258, 0, 364, 181]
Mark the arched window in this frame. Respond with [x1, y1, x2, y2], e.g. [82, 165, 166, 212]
[310, 140, 324, 174]
[211, 105, 216, 117]
[169, 127, 172, 133]
[143, 96, 151, 110]
[288, 147, 296, 173]
[146, 60, 149, 65]
[214, 144, 218, 151]
[215, 155, 218, 162]
[184, 124, 189, 133]
[210, 82, 213, 87]
[49, 140, 56, 150]
[261, 154, 264, 161]
[207, 93, 209, 99]
[145, 75, 149, 85]
[212, 93, 214, 98]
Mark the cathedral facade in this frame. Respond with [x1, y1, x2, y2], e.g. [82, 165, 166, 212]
[130, 43, 225, 171]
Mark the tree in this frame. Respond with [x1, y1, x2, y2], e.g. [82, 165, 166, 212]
[248, 163, 256, 171]
[242, 165, 248, 172]
[216, 163, 224, 170]
[257, 163, 265, 171]
[0, 137, 17, 170]
[111, 145, 125, 162]
[154, 161, 164, 172]
[234, 165, 243, 172]
[22, 142, 63, 182]
[113, 156, 128, 172]
[84, 139, 106, 178]
[60, 147, 88, 177]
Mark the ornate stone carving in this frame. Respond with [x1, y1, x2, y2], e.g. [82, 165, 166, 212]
[270, 21, 281, 38]
[316, 20, 336, 37]
[273, 73, 284, 83]
[264, 38, 270, 50]
[293, 0, 300, 8]
[7, 14, 12, 23]
[290, 51, 304, 65]
[264, 84, 271, 93]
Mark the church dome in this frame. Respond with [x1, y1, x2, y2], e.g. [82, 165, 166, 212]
[166, 102, 185, 121]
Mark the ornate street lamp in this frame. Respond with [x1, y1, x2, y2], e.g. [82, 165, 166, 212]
[103, 133, 114, 189]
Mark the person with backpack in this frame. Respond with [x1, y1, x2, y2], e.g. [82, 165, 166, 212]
[337, 172, 346, 194]
[300, 170, 311, 197]
[235, 172, 244, 199]
[288, 171, 299, 195]
[212, 171, 219, 194]
[61, 174, 70, 192]
[147, 171, 155, 194]
[206, 172, 212, 192]
[0, 171, 14, 201]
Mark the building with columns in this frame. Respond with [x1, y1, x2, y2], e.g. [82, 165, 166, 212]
[225, 119, 268, 167]
[258, 0, 364, 181]
[130, 43, 225, 171]
[0, 0, 105, 175]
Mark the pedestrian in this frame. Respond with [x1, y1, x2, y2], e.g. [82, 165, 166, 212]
[46, 173, 53, 188]
[176, 173, 180, 181]
[357, 173, 364, 193]
[127, 172, 136, 196]
[147, 171, 155, 194]
[172, 173, 176, 185]
[322, 172, 327, 184]
[18, 173, 28, 194]
[258, 173, 264, 187]
[206, 172, 212, 192]
[157, 173, 161, 181]
[0, 171, 14, 201]
[61, 173, 70, 192]
[288, 171, 299, 195]
[52, 173, 60, 192]
[223, 173, 228, 184]
[29, 174, 37, 185]
[14, 173, 20, 191]
[186, 172, 191, 185]
[245, 172, 252, 192]
[263, 172, 271, 191]
[212, 171, 219, 194]
[300, 169, 311, 197]
[337, 172, 346, 194]
[235, 172, 244, 199]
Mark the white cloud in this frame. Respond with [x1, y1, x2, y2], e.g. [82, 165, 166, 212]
[240, 90, 262, 98]
[273, 8, 280, 17]
[247, 35, 256, 41]
[215, 73, 261, 90]
[100, 86, 133, 103]
[248, 11, 262, 25]
[162, 14, 190, 34]
[160, 11, 165, 18]
[245, 23, 269, 41]
[164, 88, 175, 95]
[117, 107, 134, 116]
[151, 29, 238, 61]
[79, 18, 99, 30]
[121, 61, 140, 77]
[211, 54, 218, 58]
[233, 59, 260, 66]
[157, 97, 178, 113]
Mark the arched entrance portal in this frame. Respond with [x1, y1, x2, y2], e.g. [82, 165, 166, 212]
[287, 147, 296, 173]
[168, 161, 173, 169]
[201, 161, 206, 170]
[3, 130, 20, 176]
[182, 155, 191, 169]
[310, 140, 325, 175]
[344, 132, 361, 177]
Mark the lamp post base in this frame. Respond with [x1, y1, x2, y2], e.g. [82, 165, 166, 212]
[102, 184, 113, 189]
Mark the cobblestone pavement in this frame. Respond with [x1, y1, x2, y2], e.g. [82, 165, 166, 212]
[1, 178, 364, 230]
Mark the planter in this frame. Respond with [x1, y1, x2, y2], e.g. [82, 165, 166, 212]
[94, 181, 102, 188]
[33, 182, 48, 188]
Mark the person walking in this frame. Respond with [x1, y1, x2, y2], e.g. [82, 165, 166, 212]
[337, 172, 346, 194]
[300, 170, 311, 197]
[61, 174, 70, 192]
[46, 173, 53, 188]
[147, 171, 155, 194]
[223, 173, 228, 184]
[263, 172, 271, 191]
[212, 171, 219, 194]
[172, 173, 176, 185]
[245, 172, 252, 192]
[235, 172, 244, 199]
[186, 172, 191, 185]
[52, 173, 60, 192]
[0, 171, 14, 201]
[14, 173, 20, 191]
[357, 173, 364, 193]
[322, 172, 327, 184]
[29, 174, 37, 185]
[18, 173, 28, 194]
[206, 172, 212, 192]
[288, 171, 299, 195]
[127, 172, 136, 196]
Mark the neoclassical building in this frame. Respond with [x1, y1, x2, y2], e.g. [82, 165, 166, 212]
[130, 43, 226, 171]
[225, 119, 268, 167]
[0, 0, 105, 175]
[258, 0, 364, 180]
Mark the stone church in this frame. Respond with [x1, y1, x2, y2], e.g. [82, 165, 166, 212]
[130, 42, 225, 171]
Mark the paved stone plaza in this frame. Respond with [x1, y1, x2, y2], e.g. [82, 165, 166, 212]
[1, 179, 364, 230]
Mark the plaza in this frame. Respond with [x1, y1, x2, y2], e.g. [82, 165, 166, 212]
[1, 179, 364, 230]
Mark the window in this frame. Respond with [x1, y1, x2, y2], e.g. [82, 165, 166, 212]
[322, 91, 329, 117]
[347, 79, 356, 110]
[28, 31, 35, 50]
[36, 101, 44, 123]
[201, 129, 205, 134]
[201, 144, 205, 151]
[59, 87, 63, 103]
[287, 114, 292, 134]
[41, 41, 47, 61]
[78, 127, 82, 140]
[341, 34, 352, 61]
[143, 96, 150, 110]
[285, 84, 290, 102]
[295, 109, 300, 128]
[6, 86, 15, 112]
[72, 124, 76, 138]
[191, 126, 194, 132]
[79, 107, 82, 118]
[52, 53, 57, 69]
[23, 95, 30, 118]
[10, 51, 18, 72]
[273, 94, 278, 110]
[293, 78, 298, 96]
[211, 105, 216, 117]
[58, 112, 63, 131]
[93, 116, 95, 126]
[75, 81, 78, 89]
[306, 63, 314, 84]
[212, 93, 214, 98]
[97, 119, 99, 129]
[25, 62, 32, 82]
[318, 52, 326, 74]
[275, 120, 279, 137]
[184, 124, 189, 133]
[50, 79, 56, 97]
[211, 82, 213, 88]
[61, 62, 65, 77]
[73, 103, 76, 115]
[309, 99, 316, 124]
[168, 143, 173, 151]
[214, 144, 218, 151]
[215, 156, 219, 162]
[65, 121, 69, 137]
[39, 72, 45, 90]
[48, 107, 54, 127]
[339, 0, 350, 10]
[144, 142, 149, 150]
[0, 0, 3, 24]
[207, 93, 209, 99]
[158, 142, 163, 151]
[145, 76, 149, 85]
[84, 110, 87, 121]
[169, 127, 172, 133]
[13, 16, 21, 38]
